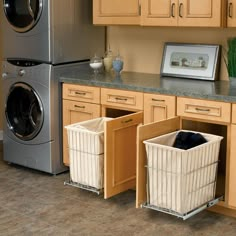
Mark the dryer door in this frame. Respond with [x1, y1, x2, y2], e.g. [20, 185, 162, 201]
[5, 82, 44, 141]
[3, 0, 43, 33]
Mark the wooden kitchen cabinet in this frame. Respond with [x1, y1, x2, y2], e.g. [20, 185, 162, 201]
[227, 0, 236, 27]
[62, 84, 101, 166]
[101, 87, 143, 111]
[142, 0, 223, 27]
[94, 0, 223, 26]
[141, 0, 178, 26]
[177, 97, 231, 123]
[93, 0, 141, 25]
[143, 93, 176, 124]
[177, 97, 231, 207]
[137, 97, 232, 215]
[229, 104, 236, 208]
[101, 88, 143, 198]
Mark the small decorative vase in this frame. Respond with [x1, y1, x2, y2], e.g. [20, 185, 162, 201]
[103, 49, 113, 73]
[90, 55, 103, 77]
[112, 54, 123, 77]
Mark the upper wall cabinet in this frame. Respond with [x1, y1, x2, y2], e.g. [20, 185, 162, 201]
[142, 0, 223, 27]
[93, 0, 141, 25]
[227, 0, 236, 27]
[93, 0, 223, 27]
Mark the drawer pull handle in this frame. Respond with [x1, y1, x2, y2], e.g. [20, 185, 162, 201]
[122, 119, 133, 124]
[115, 97, 128, 101]
[171, 3, 175, 17]
[75, 105, 85, 109]
[75, 91, 86, 96]
[229, 2, 233, 18]
[195, 108, 210, 112]
[179, 3, 183, 17]
[152, 98, 165, 102]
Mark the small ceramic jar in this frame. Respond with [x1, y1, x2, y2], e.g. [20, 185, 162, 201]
[103, 49, 113, 72]
[112, 54, 123, 76]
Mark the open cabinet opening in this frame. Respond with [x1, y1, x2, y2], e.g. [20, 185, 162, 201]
[182, 119, 227, 200]
[104, 107, 135, 118]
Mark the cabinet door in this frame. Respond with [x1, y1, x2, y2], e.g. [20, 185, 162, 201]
[63, 100, 101, 166]
[229, 126, 236, 208]
[227, 0, 236, 27]
[93, 0, 140, 25]
[136, 117, 181, 208]
[144, 93, 176, 124]
[104, 112, 143, 199]
[142, 0, 178, 26]
[178, 0, 222, 27]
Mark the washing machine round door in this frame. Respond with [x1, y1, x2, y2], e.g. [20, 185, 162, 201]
[5, 82, 44, 141]
[3, 0, 43, 33]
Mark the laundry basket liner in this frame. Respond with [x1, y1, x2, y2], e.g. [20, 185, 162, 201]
[65, 117, 113, 155]
[65, 117, 112, 189]
[143, 130, 223, 214]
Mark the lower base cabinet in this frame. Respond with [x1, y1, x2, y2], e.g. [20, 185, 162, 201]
[136, 116, 232, 218]
[62, 83, 236, 218]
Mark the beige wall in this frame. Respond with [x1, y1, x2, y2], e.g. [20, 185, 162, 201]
[107, 26, 236, 80]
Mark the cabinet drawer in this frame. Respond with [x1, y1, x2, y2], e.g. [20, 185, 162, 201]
[63, 84, 100, 103]
[101, 88, 143, 110]
[177, 97, 231, 123]
[232, 104, 236, 124]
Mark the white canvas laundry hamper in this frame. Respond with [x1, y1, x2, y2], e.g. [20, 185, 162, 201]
[64, 117, 112, 194]
[143, 130, 223, 219]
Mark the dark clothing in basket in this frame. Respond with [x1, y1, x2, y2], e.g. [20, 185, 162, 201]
[173, 131, 207, 150]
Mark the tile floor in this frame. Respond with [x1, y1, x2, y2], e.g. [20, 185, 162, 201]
[0, 151, 236, 236]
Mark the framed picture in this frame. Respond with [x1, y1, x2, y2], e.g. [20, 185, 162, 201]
[160, 43, 221, 81]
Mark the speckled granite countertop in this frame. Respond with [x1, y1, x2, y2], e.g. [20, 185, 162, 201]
[60, 63, 236, 103]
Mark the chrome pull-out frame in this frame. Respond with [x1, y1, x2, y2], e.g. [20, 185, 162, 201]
[141, 196, 223, 220]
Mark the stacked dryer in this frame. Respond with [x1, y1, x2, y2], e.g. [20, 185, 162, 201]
[1, 0, 105, 174]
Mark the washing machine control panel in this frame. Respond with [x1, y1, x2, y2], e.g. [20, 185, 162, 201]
[2, 60, 45, 79]
[7, 60, 42, 67]
[2, 60, 52, 87]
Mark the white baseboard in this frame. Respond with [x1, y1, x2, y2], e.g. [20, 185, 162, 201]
[0, 130, 3, 140]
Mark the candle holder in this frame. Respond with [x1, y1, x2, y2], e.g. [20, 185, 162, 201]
[90, 55, 103, 77]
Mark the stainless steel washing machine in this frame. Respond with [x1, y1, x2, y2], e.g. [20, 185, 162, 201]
[1, 0, 105, 63]
[2, 60, 89, 174]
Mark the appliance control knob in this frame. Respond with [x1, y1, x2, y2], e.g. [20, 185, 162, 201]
[2, 72, 8, 79]
[18, 69, 26, 76]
